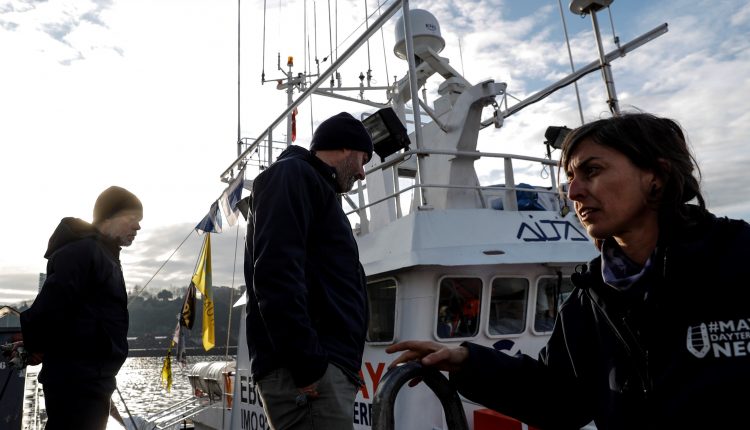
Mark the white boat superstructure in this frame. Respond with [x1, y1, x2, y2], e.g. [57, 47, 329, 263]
[170, 1, 669, 429]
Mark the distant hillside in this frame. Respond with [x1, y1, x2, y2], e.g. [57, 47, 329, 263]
[127, 285, 244, 355]
[14, 285, 245, 357]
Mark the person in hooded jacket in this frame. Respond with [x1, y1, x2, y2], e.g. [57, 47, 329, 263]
[18, 185, 143, 430]
[244, 112, 371, 430]
[386, 113, 750, 429]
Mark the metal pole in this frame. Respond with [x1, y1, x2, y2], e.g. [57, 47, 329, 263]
[287, 61, 294, 146]
[115, 385, 138, 430]
[590, 9, 620, 115]
[557, 0, 585, 125]
[401, 0, 428, 206]
[267, 128, 274, 167]
[237, 0, 242, 156]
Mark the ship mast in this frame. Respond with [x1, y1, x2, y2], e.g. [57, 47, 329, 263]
[571, 0, 621, 115]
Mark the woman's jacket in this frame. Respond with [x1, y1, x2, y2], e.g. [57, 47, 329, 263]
[452, 207, 750, 429]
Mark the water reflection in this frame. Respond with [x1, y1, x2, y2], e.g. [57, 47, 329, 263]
[27, 354, 235, 429]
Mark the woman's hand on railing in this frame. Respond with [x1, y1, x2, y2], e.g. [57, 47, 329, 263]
[385, 340, 469, 377]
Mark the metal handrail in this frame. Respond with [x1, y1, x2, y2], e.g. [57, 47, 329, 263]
[345, 182, 562, 217]
[366, 148, 558, 173]
[344, 148, 563, 217]
[156, 403, 212, 430]
[146, 396, 197, 422]
[372, 362, 469, 430]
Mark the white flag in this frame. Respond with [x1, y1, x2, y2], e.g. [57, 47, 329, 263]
[220, 169, 244, 227]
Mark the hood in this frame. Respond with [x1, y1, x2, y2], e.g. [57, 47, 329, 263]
[276, 144, 311, 162]
[658, 204, 712, 245]
[276, 144, 339, 191]
[44, 217, 99, 259]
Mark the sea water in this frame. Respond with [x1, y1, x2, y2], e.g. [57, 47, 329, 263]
[26, 354, 235, 430]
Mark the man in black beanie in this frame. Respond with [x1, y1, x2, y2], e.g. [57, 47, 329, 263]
[308, 111, 373, 193]
[19, 185, 143, 430]
[245, 112, 372, 429]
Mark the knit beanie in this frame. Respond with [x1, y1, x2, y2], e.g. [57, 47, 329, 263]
[309, 112, 373, 162]
[93, 186, 143, 225]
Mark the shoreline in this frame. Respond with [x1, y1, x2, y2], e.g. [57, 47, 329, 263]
[127, 346, 238, 358]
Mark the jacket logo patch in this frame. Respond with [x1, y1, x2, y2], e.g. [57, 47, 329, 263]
[687, 319, 750, 359]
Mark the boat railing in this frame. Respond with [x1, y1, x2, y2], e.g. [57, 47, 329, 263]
[144, 396, 203, 430]
[372, 361, 468, 430]
[149, 388, 235, 429]
[345, 147, 566, 223]
[21, 364, 43, 430]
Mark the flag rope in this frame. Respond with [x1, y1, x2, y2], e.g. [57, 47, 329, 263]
[127, 228, 196, 306]
[114, 385, 138, 429]
[224, 221, 242, 362]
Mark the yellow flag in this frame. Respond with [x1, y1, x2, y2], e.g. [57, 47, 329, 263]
[160, 343, 173, 392]
[192, 233, 214, 350]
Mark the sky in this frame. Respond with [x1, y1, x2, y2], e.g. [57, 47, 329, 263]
[1, 0, 748, 306]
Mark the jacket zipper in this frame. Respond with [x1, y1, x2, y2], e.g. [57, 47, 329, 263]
[583, 285, 651, 398]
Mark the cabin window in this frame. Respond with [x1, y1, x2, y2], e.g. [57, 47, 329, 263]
[488, 278, 529, 335]
[436, 277, 482, 339]
[534, 276, 575, 333]
[366, 279, 397, 343]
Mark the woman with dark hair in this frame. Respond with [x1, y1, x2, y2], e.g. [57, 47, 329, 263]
[561, 113, 705, 251]
[386, 113, 750, 429]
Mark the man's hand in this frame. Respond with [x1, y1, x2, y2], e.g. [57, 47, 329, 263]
[27, 351, 43, 366]
[1, 341, 43, 368]
[295, 381, 320, 406]
[298, 381, 320, 399]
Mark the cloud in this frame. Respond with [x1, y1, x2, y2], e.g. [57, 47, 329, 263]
[81, 0, 112, 27]
[600, 3, 750, 219]
[0, 0, 44, 30]
[0, 19, 18, 29]
[1, 221, 250, 307]
[122, 222, 249, 298]
[0, 0, 45, 15]
[41, 18, 74, 42]
[731, 1, 750, 27]
[0, 273, 41, 306]
[0, 0, 119, 64]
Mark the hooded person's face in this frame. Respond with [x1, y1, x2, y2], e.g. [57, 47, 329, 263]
[98, 209, 143, 247]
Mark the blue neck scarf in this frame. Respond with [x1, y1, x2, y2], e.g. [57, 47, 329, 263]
[601, 238, 655, 291]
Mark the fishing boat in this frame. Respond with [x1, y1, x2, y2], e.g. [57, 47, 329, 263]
[146, 0, 669, 429]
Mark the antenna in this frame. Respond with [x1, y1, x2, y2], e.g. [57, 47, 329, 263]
[238, 0, 242, 156]
[458, 36, 465, 77]
[570, 0, 620, 116]
[557, 0, 584, 125]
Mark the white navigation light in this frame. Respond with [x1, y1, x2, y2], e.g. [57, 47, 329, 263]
[570, 0, 613, 15]
[394, 9, 445, 60]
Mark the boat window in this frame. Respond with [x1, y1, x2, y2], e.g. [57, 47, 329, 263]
[534, 276, 575, 333]
[366, 279, 397, 343]
[436, 277, 482, 339]
[488, 278, 529, 336]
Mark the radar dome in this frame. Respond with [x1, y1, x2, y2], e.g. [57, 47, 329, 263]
[394, 9, 445, 60]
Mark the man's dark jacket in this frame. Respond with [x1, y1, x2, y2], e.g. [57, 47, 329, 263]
[244, 145, 368, 387]
[20, 217, 129, 384]
[452, 207, 750, 429]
